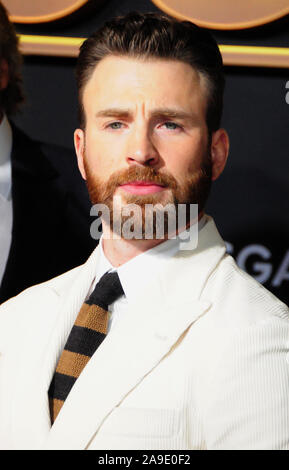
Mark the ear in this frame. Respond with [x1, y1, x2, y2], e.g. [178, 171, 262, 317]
[0, 59, 9, 90]
[74, 128, 87, 180]
[210, 128, 230, 181]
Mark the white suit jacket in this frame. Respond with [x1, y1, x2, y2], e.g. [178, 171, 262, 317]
[0, 217, 288, 450]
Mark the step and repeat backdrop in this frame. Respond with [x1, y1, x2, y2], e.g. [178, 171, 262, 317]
[4, 0, 289, 304]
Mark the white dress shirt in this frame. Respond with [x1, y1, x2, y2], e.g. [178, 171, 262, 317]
[0, 115, 12, 285]
[89, 216, 207, 333]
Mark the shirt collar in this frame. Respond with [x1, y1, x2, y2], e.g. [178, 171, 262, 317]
[0, 114, 12, 200]
[95, 215, 207, 303]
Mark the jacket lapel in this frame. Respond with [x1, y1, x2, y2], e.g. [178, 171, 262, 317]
[44, 294, 210, 450]
[11, 247, 101, 449]
[43, 217, 226, 450]
[10, 216, 225, 449]
[10, 287, 61, 449]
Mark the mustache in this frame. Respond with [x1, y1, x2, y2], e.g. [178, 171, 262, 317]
[84, 164, 179, 207]
[104, 166, 178, 189]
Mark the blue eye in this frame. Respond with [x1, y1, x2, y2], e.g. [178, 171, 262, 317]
[163, 122, 181, 130]
[108, 122, 123, 129]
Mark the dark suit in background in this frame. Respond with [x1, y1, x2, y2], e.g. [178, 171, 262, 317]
[0, 124, 96, 304]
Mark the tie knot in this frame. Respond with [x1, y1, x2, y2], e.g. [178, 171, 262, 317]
[87, 271, 124, 310]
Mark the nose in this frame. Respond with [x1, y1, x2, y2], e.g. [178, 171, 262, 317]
[125, 126, 159, 167]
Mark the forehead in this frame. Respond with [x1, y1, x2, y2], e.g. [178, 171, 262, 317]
[82, 55, 208, 115]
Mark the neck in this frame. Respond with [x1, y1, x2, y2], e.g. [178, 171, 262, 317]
[101, 211, 204, 267]
[0, 110, 3, 124]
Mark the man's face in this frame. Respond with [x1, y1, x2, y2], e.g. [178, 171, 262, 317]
[75, 56, 215, 237]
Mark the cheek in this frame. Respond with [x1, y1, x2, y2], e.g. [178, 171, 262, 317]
[84, 129, 120, 175]
[162, 137, 204, 176]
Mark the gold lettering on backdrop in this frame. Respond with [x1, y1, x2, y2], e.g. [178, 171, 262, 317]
[151, 0, 289, 30]
[3, 0, 90, 23]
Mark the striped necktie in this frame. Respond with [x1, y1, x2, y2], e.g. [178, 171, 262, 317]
[48, 271, 124, 424]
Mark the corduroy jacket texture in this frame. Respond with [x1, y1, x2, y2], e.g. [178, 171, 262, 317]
[0, 216, 288, 450]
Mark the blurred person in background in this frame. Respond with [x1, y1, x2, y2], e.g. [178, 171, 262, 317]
[0, 2, 95, 303]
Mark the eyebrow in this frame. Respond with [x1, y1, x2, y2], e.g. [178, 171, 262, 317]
[95, 107, 196, 121]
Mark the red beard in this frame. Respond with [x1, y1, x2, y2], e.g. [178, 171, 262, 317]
[84, 151, 212, 238]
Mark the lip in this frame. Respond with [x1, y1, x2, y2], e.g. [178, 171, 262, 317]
[119, 181, 166, 195]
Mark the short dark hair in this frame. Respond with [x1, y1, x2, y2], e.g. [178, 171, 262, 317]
[76, 11, 225, 134]
[0, 2, 24, 115]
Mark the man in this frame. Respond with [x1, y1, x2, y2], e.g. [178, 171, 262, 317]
[0, 2, 95, 303]
[0, 12, 288, 450]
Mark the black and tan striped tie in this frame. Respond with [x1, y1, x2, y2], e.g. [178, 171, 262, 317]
[48, 271, 124, 424]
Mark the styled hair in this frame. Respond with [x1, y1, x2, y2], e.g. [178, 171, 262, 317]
[76, 11, 225, 134]
[0, 2, 24, 115]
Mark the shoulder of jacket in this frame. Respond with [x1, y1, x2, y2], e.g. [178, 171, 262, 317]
[0, 264, 82, 310]
[0, 265, 84, 348]
[201, 253, 288, 327]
